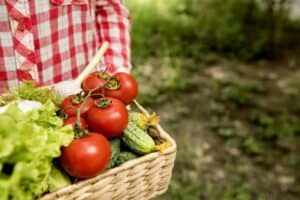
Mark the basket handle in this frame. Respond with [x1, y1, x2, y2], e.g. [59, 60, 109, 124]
[75, 41, 109, 85]
[133, 100, 151, 117]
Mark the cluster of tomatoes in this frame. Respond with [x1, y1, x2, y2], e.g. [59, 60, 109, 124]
[58, 71, 138, 179]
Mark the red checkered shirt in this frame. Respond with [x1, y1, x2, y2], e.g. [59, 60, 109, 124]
[0, 0, 131, 91]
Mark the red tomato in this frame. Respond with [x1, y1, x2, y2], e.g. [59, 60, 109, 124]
[105, 72, 138, 105]
[60, 94, 94, 117]
[81, 72, 109, 96]
[60, 133, 111, 179]
[63, 117, 88, 129]
[87, 97, 128, 138]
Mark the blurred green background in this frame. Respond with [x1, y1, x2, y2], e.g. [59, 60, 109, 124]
[125, 0, 300, 199]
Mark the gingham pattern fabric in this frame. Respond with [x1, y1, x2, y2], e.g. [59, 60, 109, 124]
[0, 0, 131, 91]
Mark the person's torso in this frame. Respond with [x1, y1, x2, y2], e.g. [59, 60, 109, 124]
[0, 0, 99, 90]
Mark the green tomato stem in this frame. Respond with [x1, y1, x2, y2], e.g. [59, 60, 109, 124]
[74, 72, 114, 138]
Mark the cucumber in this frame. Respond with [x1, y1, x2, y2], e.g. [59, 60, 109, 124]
[129, 112, 148, 130]
[107, 138, 121, 169]
[115, 151, 138, 166]
[122, 121, 155, 155]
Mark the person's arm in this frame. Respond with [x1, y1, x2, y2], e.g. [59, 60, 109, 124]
[95, 0, 131, 74]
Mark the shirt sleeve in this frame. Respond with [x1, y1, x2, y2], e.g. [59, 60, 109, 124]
[95, 0, 131, 74]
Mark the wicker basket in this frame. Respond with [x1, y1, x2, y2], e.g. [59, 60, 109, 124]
[40, 101, 177, 200]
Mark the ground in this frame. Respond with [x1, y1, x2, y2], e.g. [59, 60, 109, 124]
[133, 51, 300, 200]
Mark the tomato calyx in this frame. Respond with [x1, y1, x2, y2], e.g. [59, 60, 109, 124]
[106, 77, 120, 90]
[73, 93, 91, 138]
[97, 71, 110, 81]
[73, 123, 89, 139]
[94, 97, 112, 108]
[71, 92, 85, 104]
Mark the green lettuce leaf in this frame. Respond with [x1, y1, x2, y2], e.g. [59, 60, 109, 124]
[0, 81, 61, 106]
[0, 101, 73, 200]
[48, 166, 71, 193]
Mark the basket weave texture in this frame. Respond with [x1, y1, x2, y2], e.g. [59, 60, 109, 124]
[40, 103, 177, 200]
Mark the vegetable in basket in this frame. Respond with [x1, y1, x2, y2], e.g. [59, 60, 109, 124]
[81, 71, 138, 105]
[87, 97, 128, 138]
[122, 121, 155, 155]
[114, 152, 138, 166]
[0, 81, 61, 106]
[63, 116, 88, 130]
[60, 93, 94, 117]
[107, 138, 121, 169]
[81, 71, 109, 95]
[105, 72, 138, 105]
[60, 133, 111, 179]
[0, 101, 74, 200]
[107, 139, 138, 169]
[48, 167, 72, 193]
[129, 111, 160, 130]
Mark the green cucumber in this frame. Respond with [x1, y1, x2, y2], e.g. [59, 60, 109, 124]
[122, 121, 155, 155]
[115, 151, 138, 166]
[107, 138, 121, 169]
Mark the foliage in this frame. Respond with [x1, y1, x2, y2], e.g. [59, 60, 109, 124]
[183, 0, 270, 59]
[126, 0, 295, 61]
[134, 57, 198, 106]
[127, 0, 199, 61]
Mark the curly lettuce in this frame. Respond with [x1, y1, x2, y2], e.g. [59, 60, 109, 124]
[0, 81, 61, 106]
[0, 101, 74, 200]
